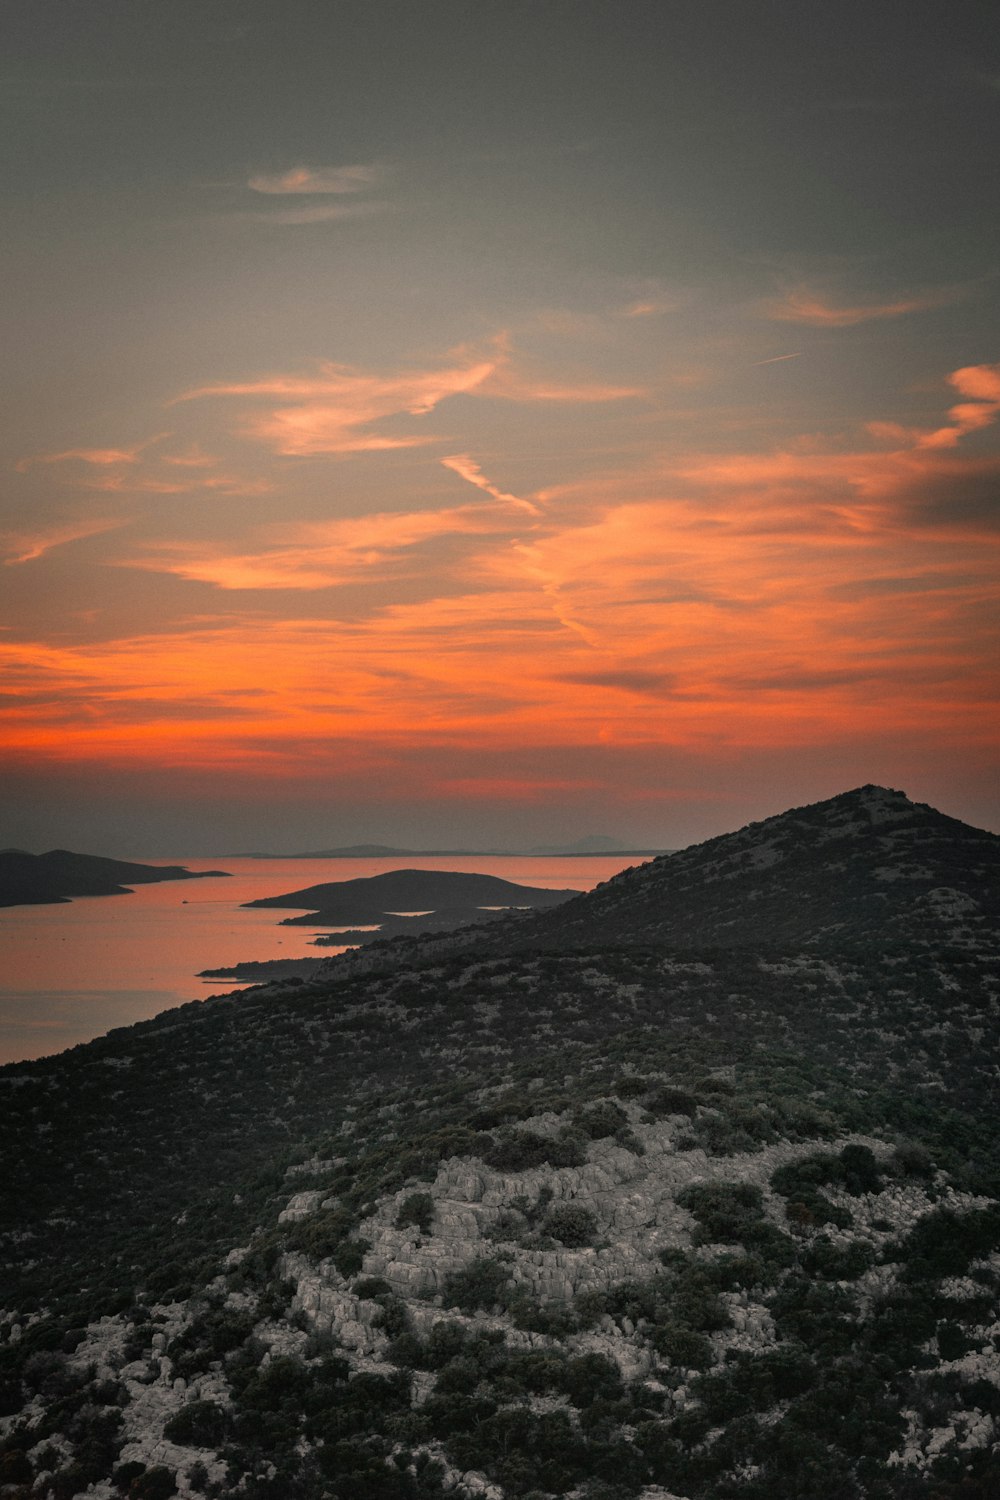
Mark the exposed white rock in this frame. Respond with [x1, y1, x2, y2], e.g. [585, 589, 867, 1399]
[278, 1189, 326, 1222]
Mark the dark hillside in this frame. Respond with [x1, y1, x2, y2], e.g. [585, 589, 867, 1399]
[0, 848, 227, 907]
[370, 786, 998, 963]
[1, 789, 998, 1500]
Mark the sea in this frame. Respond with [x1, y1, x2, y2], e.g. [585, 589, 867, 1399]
[0, 854, 647, 1066]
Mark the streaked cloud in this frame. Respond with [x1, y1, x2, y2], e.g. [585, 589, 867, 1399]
[173, 340, 637, 458]
[763, 286, 948, 327]
[2, 517, 127, 566]
[175, 349, 501, 455]
[17, 442, 151, 472]
[122, 502, 520, 590]
[247, 164, 383, 195]
[441, 455, 542, 516]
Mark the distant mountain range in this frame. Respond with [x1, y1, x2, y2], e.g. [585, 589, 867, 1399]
[0, 848, 229, 908]
[229, 836, 674, 858]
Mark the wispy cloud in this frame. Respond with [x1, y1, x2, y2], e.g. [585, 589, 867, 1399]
[122, 503, 518, 590]
[247, 164, 383, 195]
[441, 455, 542, 516]
[871, 363, 1000, 451]
[174, 348, 501, 455]
[763, 286, 949, 327]
[2, 517, 126, 566]
[16, 436, 166, 472]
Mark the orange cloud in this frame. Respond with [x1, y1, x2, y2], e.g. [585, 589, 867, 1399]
[2, 517, 127, 566]
[176, 351, 501, 455]
[173, 339, 640, 457]
[4, 354, 997, 797]
[916, 363, 1000, 448]
[16, 440, 157, 472]
[440, 455, 542, 516]
[763, 286, 946, 327]
[122, 502, 519, 590]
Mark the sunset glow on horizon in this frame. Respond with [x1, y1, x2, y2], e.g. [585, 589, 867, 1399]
[3, 2, 998, 855]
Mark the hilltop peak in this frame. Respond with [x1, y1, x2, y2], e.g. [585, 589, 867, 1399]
[480, 786, 1000, 954]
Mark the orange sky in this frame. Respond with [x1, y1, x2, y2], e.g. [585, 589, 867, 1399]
[2, 3, 998, 852]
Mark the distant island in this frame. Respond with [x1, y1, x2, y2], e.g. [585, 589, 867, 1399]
[230, 840, 674, 858]
[242, 867, 580, 941]
[0, 848, 229, 908]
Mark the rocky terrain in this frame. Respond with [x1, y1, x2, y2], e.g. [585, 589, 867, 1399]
[0, 851, 228, 909]
[1, 788, 998, 1500]
[344, 786, 998, 965]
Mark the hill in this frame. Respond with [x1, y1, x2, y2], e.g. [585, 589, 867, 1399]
[0, 788, 998, 1500]
[528, 784, 999, 951]
[244, 869, 580, 927]
[0, 849, 229, 908]
[338, 785, 997, 969]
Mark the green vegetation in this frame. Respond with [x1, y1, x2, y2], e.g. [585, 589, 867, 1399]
[1, 797, 999, 1499]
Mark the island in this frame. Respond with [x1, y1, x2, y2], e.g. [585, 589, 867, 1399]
[242, 867, 580, 943]
[0, 848, 229, 908]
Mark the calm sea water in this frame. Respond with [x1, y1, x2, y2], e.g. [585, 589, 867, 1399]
[0, 855, 644, 1065]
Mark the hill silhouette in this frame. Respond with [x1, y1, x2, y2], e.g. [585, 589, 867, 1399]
[347, 786, 997, 968]
[0, 848, 229, 907]
[244, 867, 579, 926]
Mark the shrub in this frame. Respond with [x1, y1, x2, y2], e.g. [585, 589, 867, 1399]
[893, 1142, 934, 1177]
[562, 1353, 623, 1407]
[653, 1323, 713, 1369]
[331, 1237, 371, 1278]
[163, 1400, 228, 1447]
[895, 1204, 1000, 1281]
[129, 1467, 177, 1500]
[837, 1144, 882, 1195]
[542, 1203, 597, 1248]
[675, 1182, 766, 1243]
[353, 1276, 392, 1298]
[113, 1460, 147, 1493]
[574, 1102, 628, 1139]
[394, 1192, 434, 1234]
[612, 1076, 651, 1099]
[647, 1086, 699, 1117]
[484, 1129, 587, 1171]
[441, 1258, 512, 1313]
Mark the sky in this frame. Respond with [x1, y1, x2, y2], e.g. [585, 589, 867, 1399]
[2, 0, 998, 856]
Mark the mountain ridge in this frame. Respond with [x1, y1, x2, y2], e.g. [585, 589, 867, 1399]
[319, 786, 998, 977]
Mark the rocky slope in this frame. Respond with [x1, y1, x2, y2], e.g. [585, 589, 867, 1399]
[328, 786, 998, 971]
[1, 789, 998, 1500]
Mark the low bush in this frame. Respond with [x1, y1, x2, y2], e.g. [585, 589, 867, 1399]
[163, 1400, 228, 1447]
[483, 1129, 587, 1171]
[542, 1203, 597, 1247]
[394, 1193, 434, 1235]
[441, 1258, 513, 1313]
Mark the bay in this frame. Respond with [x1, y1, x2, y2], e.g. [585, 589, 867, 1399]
[0, 854, 644, 1065]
